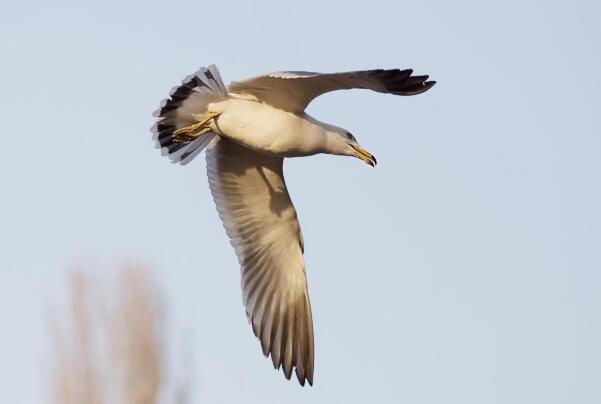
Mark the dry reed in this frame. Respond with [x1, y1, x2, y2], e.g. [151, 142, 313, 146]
[50, 266, 184, 404]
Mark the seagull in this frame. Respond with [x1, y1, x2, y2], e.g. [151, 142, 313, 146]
[151, 65, 435, 386]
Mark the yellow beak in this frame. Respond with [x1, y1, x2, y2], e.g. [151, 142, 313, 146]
[351, 145, 377, 167]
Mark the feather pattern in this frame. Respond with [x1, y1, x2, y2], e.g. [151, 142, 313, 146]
[228, 68, 436, 112]
[151, 65, 227, 164]
[206, 137, 314, 386]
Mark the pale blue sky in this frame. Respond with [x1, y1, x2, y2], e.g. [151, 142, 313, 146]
[1, 0, 600, 403]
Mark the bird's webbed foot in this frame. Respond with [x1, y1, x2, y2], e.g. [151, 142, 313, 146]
[172, 111, 220, 143]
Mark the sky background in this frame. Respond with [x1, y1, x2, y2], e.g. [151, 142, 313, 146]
[1, 0, 600, 403]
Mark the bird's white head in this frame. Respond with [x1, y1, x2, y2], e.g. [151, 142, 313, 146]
[322, 125, 377, 167]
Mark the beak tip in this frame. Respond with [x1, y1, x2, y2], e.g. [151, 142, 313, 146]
[352, 145, 377, 167]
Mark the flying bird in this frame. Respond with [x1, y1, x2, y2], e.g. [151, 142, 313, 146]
[151, 65, 435, 386]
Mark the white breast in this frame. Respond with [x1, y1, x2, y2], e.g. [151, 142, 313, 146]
[207, 97, 324, 157]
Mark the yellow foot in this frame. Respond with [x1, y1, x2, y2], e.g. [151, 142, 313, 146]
[173, 127, 212, 143]
[172, 111, 220, 143]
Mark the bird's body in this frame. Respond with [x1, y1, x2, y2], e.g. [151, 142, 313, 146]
[151, 65, 435, 386]
[207, 97, 328, 157]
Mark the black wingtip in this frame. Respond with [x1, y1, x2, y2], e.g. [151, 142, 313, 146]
[379, 69, 436, 96]
[423, 80, 437, 91]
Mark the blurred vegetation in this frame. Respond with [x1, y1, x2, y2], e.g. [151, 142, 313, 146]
[50, 267, 189, 404]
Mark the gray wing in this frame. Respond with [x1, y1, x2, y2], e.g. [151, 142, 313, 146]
[206, 137, 314, 386]
[228, 69, 436, 112]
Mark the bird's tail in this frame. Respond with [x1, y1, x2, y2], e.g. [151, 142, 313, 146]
[151, 65, 227, 165]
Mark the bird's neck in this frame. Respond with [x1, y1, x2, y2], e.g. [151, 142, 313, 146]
[300, 114, 340, 155]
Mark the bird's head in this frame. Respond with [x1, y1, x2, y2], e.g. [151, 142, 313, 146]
[325, 127, 377, 167]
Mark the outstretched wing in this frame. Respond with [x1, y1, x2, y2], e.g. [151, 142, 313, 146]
[206, 137, 314, 386]
[228, 68, 436, 112]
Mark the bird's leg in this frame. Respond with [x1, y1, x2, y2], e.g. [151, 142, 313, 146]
[172, 111, 220, 143]
[172, 127, 213, 143]
[173, 111, 220, 136]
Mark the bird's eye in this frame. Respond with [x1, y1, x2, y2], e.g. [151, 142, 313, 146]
[346, 132, 354, 140]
